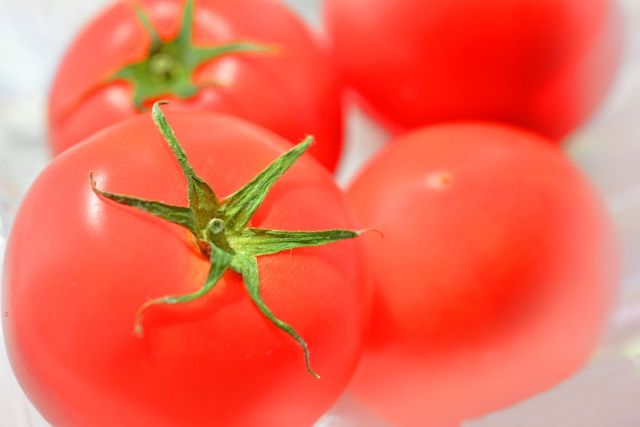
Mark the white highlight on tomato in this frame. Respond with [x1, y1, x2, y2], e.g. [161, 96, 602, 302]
[424, 171, 453, 191]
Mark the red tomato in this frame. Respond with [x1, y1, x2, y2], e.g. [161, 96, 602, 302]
[346, 123, 618, 426]
[324, 0, 622, 140]
[49, 0, 343, 170]
[3, 110, 369, 426]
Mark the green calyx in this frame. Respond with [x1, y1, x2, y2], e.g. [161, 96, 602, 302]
[112, 0, 272, 109]
[90, 101, 362, 378]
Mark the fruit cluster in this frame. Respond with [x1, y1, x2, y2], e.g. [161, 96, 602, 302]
[3, 1, 621, 426]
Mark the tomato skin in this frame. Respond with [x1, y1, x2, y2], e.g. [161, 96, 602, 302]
[324, 0, 622, 140]
[346, 123, 618, 426]
[49, 0, 343, 170]
[4, 112, 369, 427]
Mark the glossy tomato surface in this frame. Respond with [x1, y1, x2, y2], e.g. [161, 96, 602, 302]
[346, 123, 618, 426]
[3, 112, 369, 427]
[325, 0, 622, 140]
[49, 0, 343, 170]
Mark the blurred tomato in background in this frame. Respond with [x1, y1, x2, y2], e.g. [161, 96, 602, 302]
[347, 123, 618, 426]
[325, 0, 622, 141]
[48, 0, 344, 170]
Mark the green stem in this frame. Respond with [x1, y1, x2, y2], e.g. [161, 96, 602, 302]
[111, 0, 273, 110]
[90, 102, 363, 377]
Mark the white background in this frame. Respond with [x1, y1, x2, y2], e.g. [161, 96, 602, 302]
[0, 0, 639, 426]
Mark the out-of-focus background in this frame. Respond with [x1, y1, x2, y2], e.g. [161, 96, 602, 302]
[0, 0, 639, 426]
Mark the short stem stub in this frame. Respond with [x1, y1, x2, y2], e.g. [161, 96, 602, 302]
[208, 218, 225, 234]
[149, 52, 177, 80]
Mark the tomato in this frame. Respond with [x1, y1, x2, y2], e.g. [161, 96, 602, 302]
[346, 123, 618, 426]
[324, 0, 622, 140]
[3, 106, 369, 426]
[49, 0, 343, 170]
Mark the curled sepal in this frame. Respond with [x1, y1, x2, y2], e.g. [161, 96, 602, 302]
[129, 0, 161, 50]
[152, 103, 219, 231]
[192, 42, 275, 65]
[89, 172, 197, 235]
[222, 136, 313, 231]
[231, 255, 320, 378]
[134, 244, 233, 337]
[174, 0, 274, 58]
[230, 228, 362, 257]
[176, 0, 195, 47]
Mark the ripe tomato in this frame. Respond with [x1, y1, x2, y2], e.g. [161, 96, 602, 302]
[3, 107, 369, 426]
[49, 0, 343, 170]
[346, 123, 618, 426]
[324, 0, 622, 140]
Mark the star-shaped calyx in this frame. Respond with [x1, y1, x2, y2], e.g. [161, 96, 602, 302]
[90, 102, 362, 378]
[111, 0, 272, 109]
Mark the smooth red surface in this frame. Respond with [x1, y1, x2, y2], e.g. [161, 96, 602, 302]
[325, 0, 622, 140]
[49, 0, 343, 170]
[346, 123, 618, 426]
[4, 112, 369, 427]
